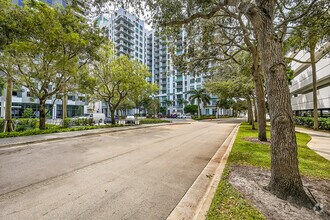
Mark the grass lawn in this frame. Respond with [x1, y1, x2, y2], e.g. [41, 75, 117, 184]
[207, 122, 330, 219]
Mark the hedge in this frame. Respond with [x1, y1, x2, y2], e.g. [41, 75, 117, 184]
[192, 115, 216, 120]
[0, 124, 123, 139]
[139, 118, 171, 124]
[294, 116, 330, 130]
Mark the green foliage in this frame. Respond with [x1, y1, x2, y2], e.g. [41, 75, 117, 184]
[2, 0, 103, 130]
[62, 118, 72, 128]
[0, 124, 124, 138]
[71, 118, 94, 126]
[284, 0, 330, 54]
[184, 104, 198, 115]
[188, 88, 211, 118]
[229, 123, 330, 179]
[86, 41, 158, 122]
[188, 89, 211, 106]
[207, 168, 266, 220]
[0, 76, 4, 91]
[294, 117, 330, 130]
[139, 119, 170, 124]
[0, 118, 4, 131]
[192, 115, 216, 120]
[159, 106, 167, 115]
[22, 108, 34, 118]
[204, 54, 254, 101]
[146, 99, 160, 116]
[14, 118, 38, 132]
[207, 122, 330, 219]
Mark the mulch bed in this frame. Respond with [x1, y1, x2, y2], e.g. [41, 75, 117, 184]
[229, 166, 330, 220]
[243, 137, 271, 146]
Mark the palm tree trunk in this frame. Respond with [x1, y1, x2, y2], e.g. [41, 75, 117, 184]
[197, 100, 201, 118]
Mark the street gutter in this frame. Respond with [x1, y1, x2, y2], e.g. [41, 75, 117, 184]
[167, 123, 240, 220]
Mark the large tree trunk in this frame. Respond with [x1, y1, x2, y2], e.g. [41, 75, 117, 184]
[39, 99, 46, 130]
[252, 52, 267, 141]
[110, 109, 116, 125]
[4, 77, 13, 132]
[62, 92, 67, 120]
[309, 41, 318, 130]
[253, 98, 258, 122]
[243, 1, 313, 207]
[109, 103, 116, 125]
[247, 96, 255, 130]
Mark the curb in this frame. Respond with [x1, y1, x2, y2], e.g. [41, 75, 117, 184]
[0, 123, 184, 149]
[167, 123, 240, 220]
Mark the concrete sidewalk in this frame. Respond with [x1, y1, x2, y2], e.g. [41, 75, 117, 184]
[296, 127, 330, 160]
[0, 123, 174, 149]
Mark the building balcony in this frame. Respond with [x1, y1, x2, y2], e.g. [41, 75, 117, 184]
[116, 27, 134, 35]
[291, 86, 330, 111]
[290, 57, 330, 95]
[117, 42, 134, 51]
[115, 35, 134, 43]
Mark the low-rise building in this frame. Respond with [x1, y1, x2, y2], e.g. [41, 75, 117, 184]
[289, 42, 330, 117]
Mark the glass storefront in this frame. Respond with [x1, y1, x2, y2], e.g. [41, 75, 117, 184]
[56, 105, 84, 118]
[11, 103, 52, 118]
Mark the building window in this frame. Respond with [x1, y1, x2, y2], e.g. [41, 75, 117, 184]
[68, 95, 75, 101]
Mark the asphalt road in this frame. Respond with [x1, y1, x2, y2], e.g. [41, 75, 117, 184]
[0, 119, 241, 220]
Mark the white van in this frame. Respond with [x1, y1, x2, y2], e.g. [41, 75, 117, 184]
[80, 113, 105, 123]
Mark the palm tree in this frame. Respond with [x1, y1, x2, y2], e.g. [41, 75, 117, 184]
[188, 89, 211, 118]
[177, 98, 189, 114]
[163, 99, 173, 115]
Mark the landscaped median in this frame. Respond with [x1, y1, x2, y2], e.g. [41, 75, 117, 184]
[0, 118, 170, 138]
[206, 123, 330, 219]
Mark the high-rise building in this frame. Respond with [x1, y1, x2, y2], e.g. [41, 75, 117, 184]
[97, 8, 148, 64]
[98, 9, 218, 116]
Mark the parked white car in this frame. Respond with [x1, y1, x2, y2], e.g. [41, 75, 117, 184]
[177, 114, 188, 119]
[79, 113, 105, 123]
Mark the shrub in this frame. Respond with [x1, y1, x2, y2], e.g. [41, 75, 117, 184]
[22, 108, 34, 118]
[0, 118, 4, 131]
[139, 119, 170, 124]
[192, 115, 216, 120]
[62, 118, 72, 128]
[0, 124, 124, 139]
[14, 118, 38, 131]
[71, 118, 93, 126]
[294, 116, 330, 130]
[184, 104, 198, 115]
